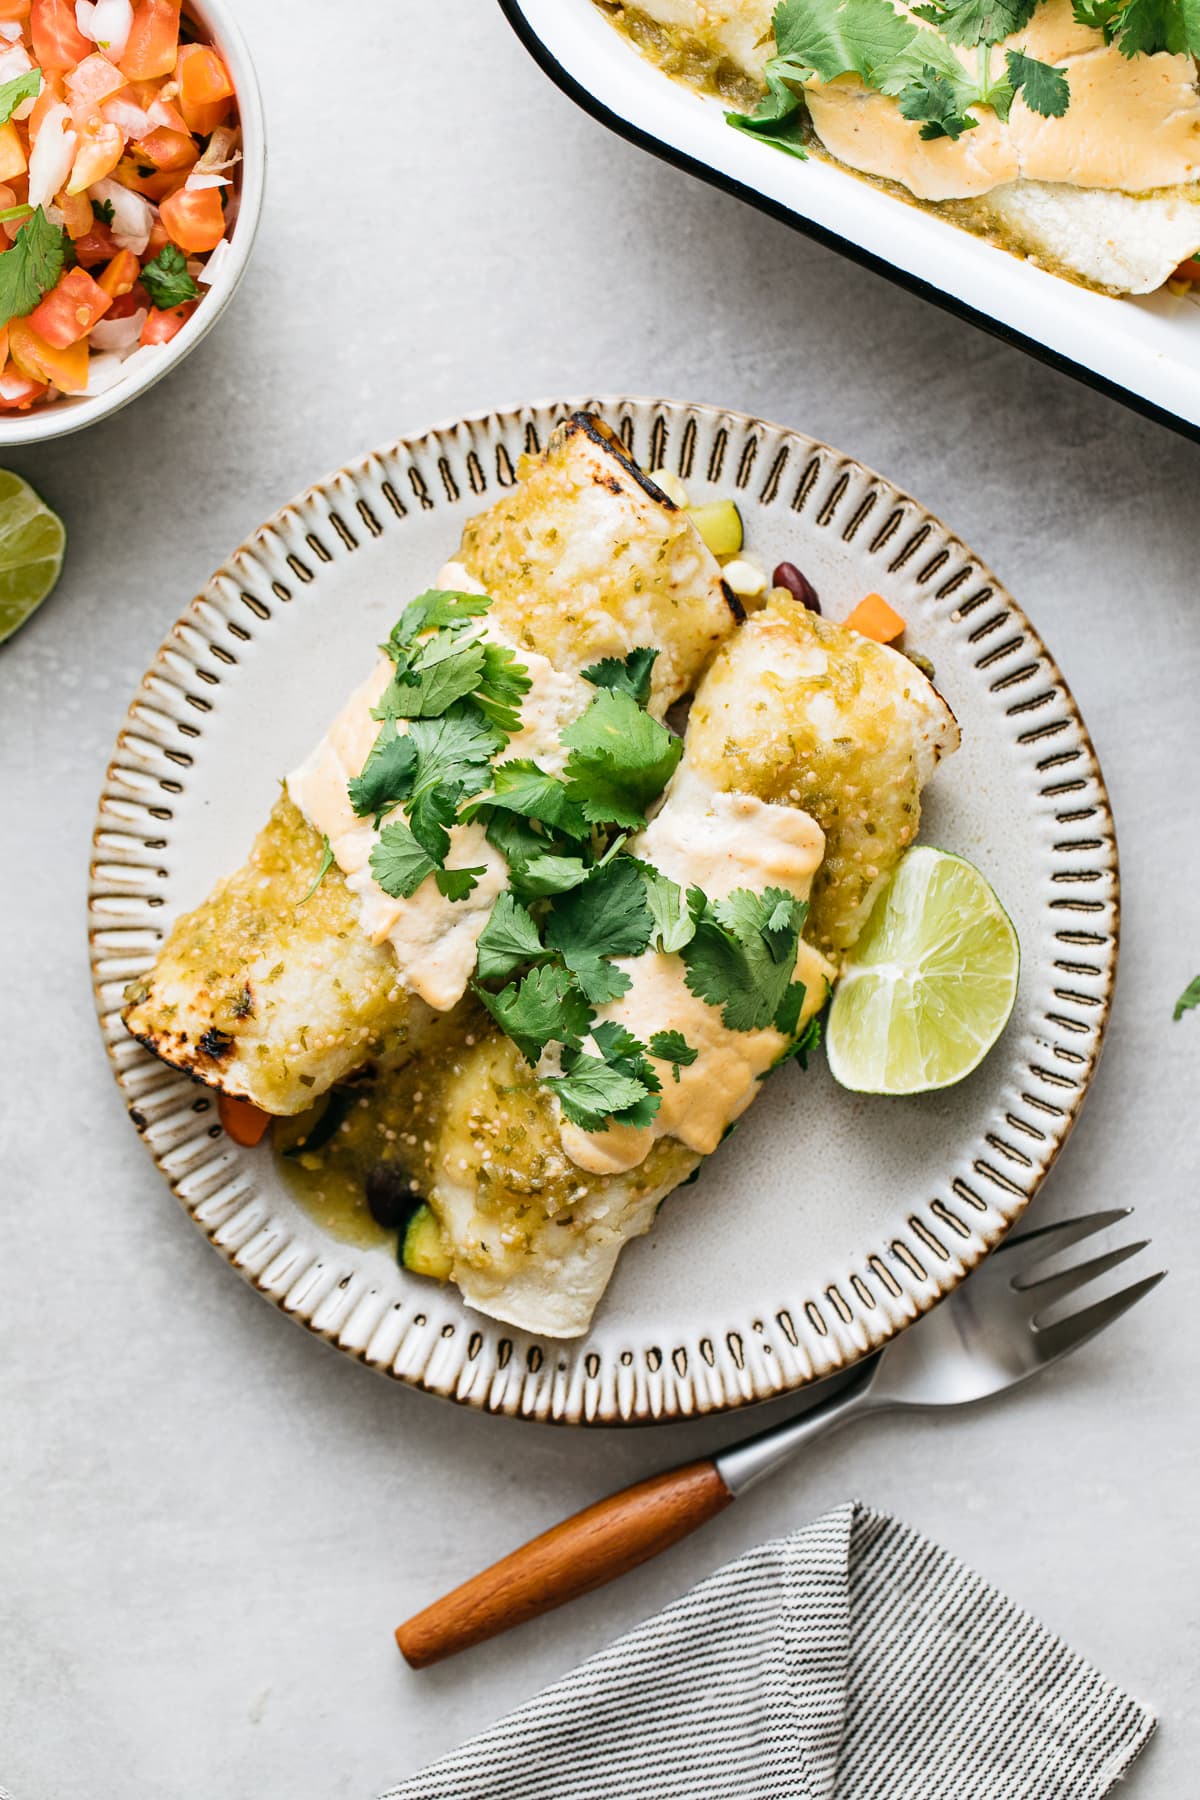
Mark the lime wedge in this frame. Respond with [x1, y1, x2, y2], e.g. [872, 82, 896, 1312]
[0, 470, 65, 646]
[826, 846, 1019, 1094]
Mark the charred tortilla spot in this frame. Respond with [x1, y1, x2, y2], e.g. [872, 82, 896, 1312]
[565, 410, 680, 511]
[198, 1027, 235, 1060]
[720, 578, 745, 624]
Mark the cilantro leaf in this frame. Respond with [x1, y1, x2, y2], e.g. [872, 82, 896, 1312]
[544, 857, 654, 1002]
[648, 1029, 699, 1082]
[141, 241, 200, 310]
[407, 780, 459, 866]
[912, 0, 1035, 45]
[510, 852, 593, 899]
[638, 862, 700, 954]
[1173, 975, 1200, 1021]
[377, 637, 489, 722]
[483, 809, 553, 870]
[681, 886, 809, 1033]
[408, 710, 499, 808]
[545, 1022, 663, 1131]
[466, 758, 590, 840]
[475, 965, 593, 1064]
[347, 723, 417, 823]
[93, 197, 115, 225]
[475, 641, 532, 737]
[726, 63, 809, 155]
[770, 0, 917, 84]
[388, 590, 492, 646]
[0, 207, 65, 325]
[435, 864, 485, 902]
[898, 64, 978, 138]
[298, 834, 335, 905]
[1004, 47, 1069, 115]
[0, 67, 40, 128]
[562, 691, 682, 829]
[1108, 0, 1194, 54]
[777, 1014, 822, 1069]
[581, 646, 659, 709]
[475, 892, 546, 983]
[369, 820, 437, 899]
[544, 1053, 656, 1131]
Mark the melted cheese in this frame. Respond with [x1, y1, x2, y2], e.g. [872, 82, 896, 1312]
[287, 600, 593, 1013]
[556, 769, 833, 1176]
[806, 0, 1200, 203]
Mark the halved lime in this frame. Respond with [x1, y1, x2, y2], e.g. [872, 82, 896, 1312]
[0, 470, 65, 646]
[826, 847, 1019, 1095]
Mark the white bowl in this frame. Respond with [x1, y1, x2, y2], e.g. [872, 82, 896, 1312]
[0, 0, 265, 446]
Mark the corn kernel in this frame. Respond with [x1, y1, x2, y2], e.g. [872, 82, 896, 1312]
[721, 557, 767, 598]
[646, 466, 689, 508]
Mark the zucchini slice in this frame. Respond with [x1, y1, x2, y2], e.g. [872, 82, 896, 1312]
[400, 1203, 453, 1281]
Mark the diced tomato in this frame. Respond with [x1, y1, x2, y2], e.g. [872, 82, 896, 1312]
[217, 1092, 272, 1147]
[176, 43, 234, 107]
[28, 265, 112, 347]
[158, 182, 223, 253]
[73, 220, 118, 266]
[120, 0, 181, 80]
[66, 118, 124, 193]
[28, 70, 65, 140]
[97, 247, 138, 297]
[65, 51, 127, 113]
[1175, 257, 1200, 282]
[142, 217, 169, 260]
[0, 361, 47, 408]
[54, 187, 94, 237]
[30, 0, 92, 70]
[106, 279, 149, 318]
[0, 2, 31, 20]
[0, 120, 27, 183]
[113, 153, 184, 201]
[8, 316, 89, 391]
[139, 299, 194, 344]
[129, 126, 197, 171]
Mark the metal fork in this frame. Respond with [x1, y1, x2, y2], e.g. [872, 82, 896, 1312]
[396, 1209, 1164, 1667]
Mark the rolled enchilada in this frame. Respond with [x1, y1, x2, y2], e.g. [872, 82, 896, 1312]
[122, 414, 738, 1113]
[334, 600, 959, 1337]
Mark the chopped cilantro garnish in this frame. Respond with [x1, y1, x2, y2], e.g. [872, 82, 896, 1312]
[913, 0, 1035, 44]
[581, 646, 659, 708]
[298, 835, 335, 905]
[465, 758, 590, 840]
[544, 1022, 662, 1131]
[93, 197, 115, 225]
[475, 964, 593, 1064]
[648, 1029, 699, 1082]
[1004, 46, 1069, 115]
[476, 641, 533, 736]
[681, 886, 809, 1034]
[0, 67, 40, 128]
[386, 589, 491, 644]
[561, 690, 682, 829]
[347, 722, 417, 824]
[1073, 0, 1200, 57]
[543, 857, 654, 1004]
[638, 861, 700, 954]
[1173, 975, 1200, 1021]
[475, 892, 547, 983]
[898, 64, 977, 138]
[369, 819, 438, 899]
[0, 206, 65, 325]
[400, 711, 499, 861]
[141, 242, 200, 310]
[434, 864, 486, 902]
[510, 852, 593, 899]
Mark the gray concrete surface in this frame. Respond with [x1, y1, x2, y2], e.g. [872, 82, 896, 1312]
[1, 2, 1198, 1795]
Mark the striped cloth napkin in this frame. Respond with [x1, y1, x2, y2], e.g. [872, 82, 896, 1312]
[383, 1501, 1154, 1800]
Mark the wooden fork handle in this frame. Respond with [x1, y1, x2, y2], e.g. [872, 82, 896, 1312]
[395, 1457, 734, 1668]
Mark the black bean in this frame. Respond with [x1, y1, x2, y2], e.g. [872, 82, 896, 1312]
[365, 1163, 418, 1230]
[771, 562, 820, 612]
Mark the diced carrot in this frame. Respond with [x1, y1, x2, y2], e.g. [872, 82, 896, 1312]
[1174, 257, 1200, 282]
[8, 317, 89, 391]
[217, 1092, 272, 1147]
[54, 186, 93, 237]
[844, 593, 906, 644]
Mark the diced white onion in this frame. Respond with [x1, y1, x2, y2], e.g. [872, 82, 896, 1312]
[75, 0, 133, 58]
[82, 348, 131, 392]
[89, 308, 147, 356]
[100, 97, 150, 136]
[28, 104, 77, 210]
[0, 44, 33, 82]
[89, 176, 154, 253]
[0, 22, 21, 40]
[193, 126, 240, 176]
[197, 237, 230, 285]
[185, 170, 228, 191]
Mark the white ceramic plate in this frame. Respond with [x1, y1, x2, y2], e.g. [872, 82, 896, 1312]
[89, 397, 1118, 1424]
[500, 0, 1200, 445]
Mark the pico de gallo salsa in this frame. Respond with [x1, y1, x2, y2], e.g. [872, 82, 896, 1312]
[0, 0, 239, 411]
